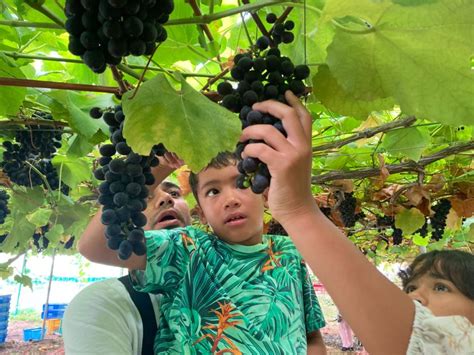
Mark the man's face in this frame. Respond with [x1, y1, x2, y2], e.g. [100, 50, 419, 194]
[195, 164, 266, 246]
[143, 181, 191, 230]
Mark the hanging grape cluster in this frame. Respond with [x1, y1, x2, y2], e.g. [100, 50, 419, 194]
[32, 225, 50, 252]
[431, 198, 451, 241]
[0, 112, 68, 194]
[376, 215, 403, 245]
[0, 190, 9, 225]
[337, 192, 357, 228]
[90, 105, 166, 259]
[64, 0, 174, 73]
[217, 12, 310, 193]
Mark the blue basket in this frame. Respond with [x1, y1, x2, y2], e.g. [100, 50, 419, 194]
[0, 303, 9, 312]
[23, 327, 42, 342]
[41, 309, 65, 320]
[42, 303, 67, 311]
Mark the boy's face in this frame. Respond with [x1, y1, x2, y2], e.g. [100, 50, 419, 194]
[144, 182, 192, 230]
[405, 273, 474, 323]
[196, 164, 267, 246]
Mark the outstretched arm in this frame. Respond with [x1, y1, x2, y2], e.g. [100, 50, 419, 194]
[240, 92, 414, 355]
[78, 153, 183, 269]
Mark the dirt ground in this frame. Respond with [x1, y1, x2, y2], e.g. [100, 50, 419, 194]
[0, 319, 364, 354]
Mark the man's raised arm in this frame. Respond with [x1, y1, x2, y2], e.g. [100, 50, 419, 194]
[78, 153, 183, 269]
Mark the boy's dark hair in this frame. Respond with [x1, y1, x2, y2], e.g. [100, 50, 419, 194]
[189, 151, 239, 203]
[398, 250, 474, 300]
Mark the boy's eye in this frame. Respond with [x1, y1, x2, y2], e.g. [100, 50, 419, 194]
[434, 283, 449, 292]
[206, 188, 219, 197]
[405, 285, 416, 293]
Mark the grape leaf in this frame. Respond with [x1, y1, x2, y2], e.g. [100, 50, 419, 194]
[38, 91, 109, 140]
[0, 54, 26, 117]
[381, 126, 431, 161]
[52, 155, 91, 189]
[14, 274, 33, 289]
[322, 0, 474, 125]
[122, 74, 241, 172]
[395, 208, 425, 235]
[412, 234, 430, 247]
[312, 65, 395, 119]
[45, 224, 64, 245]
[26, 208, 52, 227]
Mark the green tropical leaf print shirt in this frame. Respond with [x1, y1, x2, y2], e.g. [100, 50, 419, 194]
[131, 226, 325, 354]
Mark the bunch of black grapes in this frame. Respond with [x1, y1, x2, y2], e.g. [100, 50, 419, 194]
[89, 105, 166, 259]
[1, 111, 69, 194]
[217, 12, 310, 193]
[431, 199, 451, 241]
[0, 190, 9, 225]
[376, 215, 403, 245]
[64, 0, 174, 73]
[32, 225, 50, 252]
[337, 192, 357, 228]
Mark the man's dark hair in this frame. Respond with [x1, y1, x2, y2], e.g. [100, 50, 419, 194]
[189, 151, 239, 203]
[398, 250, 474, 300]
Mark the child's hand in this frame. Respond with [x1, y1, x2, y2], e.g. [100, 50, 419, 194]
[240, 91, 318, 225]
[159, 152, 184, 170]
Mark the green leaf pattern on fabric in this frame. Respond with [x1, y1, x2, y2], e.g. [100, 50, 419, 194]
[131, 227, 325, 354]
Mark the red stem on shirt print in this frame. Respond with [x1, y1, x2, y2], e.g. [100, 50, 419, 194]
[194, 302, 242, 354]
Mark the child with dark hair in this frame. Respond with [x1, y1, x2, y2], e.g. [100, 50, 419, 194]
[132, 149, 327, 353]
[395, 249, 474, 353]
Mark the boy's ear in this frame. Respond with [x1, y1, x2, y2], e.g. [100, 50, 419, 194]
[263, 188, 269, 208]
[195, 205, 207, 224]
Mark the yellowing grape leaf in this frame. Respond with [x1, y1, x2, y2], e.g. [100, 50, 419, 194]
[445, 208, 462, 231]
[321, 0, 474, 125]
[122, 74, 241, 172]
[395, 208, 425, 235]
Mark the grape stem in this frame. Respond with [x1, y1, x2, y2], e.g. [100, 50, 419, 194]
[109, 66, 131, 95]
[24, 161, 56, 207]
[24, 0, 65, 27]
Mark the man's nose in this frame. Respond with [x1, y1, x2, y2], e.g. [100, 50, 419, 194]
[157, 193, 174, 208]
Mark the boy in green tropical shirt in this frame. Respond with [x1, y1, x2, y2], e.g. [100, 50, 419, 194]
[130, 149, 326, 354]
[80, 93, 326, 354]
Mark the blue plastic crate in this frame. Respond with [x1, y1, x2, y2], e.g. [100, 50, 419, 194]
[0, 310, 9, 321]
[0, 334, 6, 344]
[41, 309, 65, 320]
[0, 319, 8, 329]
[0, 295, 11, 305]
[23, 327, 42, 342]
[42, 303, 67, 311]
[0, 303, 9, 312]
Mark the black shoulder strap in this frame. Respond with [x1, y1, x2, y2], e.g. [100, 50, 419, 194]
[118, 275, 157, 355]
